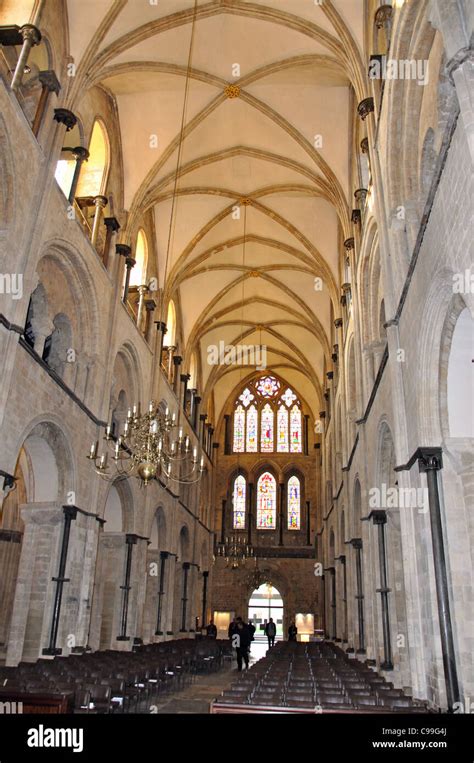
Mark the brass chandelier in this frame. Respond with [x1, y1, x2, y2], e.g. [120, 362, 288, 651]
[87, 400, 205, 486]
[216, 534, 254, 569]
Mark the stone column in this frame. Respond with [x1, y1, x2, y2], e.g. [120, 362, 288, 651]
[144, 298, 157, 343]
[32, 70, 60, 137]
[279, 482, 285, 546]
[247, 483, 253, 545]
[117, 534, 137, 641]
[11, 24, 42, 91]
[122, 256, 136, 305]
[180, 563, 190, 632]
[325, 566, 337, 639]
[180, 373, 190, 411]
[6, 503, 64, 666]
[42, 505, 77, 655]
[116, 243, 131, 292]
[188, 388, 197, 424]
[136, 284, 149, 332]
[350, 538, 366, 654]
[155, 551, 168, 636]
[163, 552, 177, 637]
[193, 395, 201, 431]
[154, 322, 167, 364]
[397, 447, 461, 710]
[172, 355, 182, 394]
[201, 571, 209, 627]
[336, 554, 348, 643]
[90, 195, 108, 248]
[166, 345, 177, 381]
[368, 510, 393, 670]
[103, 217, 120, 269]
[67, 146, 89, 204]
[199, 413, 207, 446]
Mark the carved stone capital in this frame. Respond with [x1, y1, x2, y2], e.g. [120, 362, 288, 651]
[53, 108, 77, 131]
[104, 216, 120, 232]
[115, 244, 132, 258]
[357, 97, 375, 120]
[39, 69, 61, 95]
[20, 24, 42, 45]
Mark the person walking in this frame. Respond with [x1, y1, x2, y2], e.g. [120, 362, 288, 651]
[206, 619, 217, 638]
[247, 619, 256, 651]
[288, 621, 297, 641]
[228, 618, 237, 639]
[264, 617, 276, 649]
[234, 619, 251, 671]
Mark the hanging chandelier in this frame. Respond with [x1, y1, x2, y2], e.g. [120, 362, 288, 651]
[87, 400, 205, 486]
[245, 555, 266, 589]
[216, 534, 254, 569]
[87, 2, 203, 490]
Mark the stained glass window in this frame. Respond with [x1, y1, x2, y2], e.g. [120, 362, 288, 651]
[277, 405, 288, 452]
[233, 475, 246, 530]
[257, 472, 276, 529]
[256, 376, 280, 397]
[261, 403, 274, 452]
[287, 475, 301, 530]
[239, 388, 254, 407]
[233, 404, 245, 452]
[290, 405, 302, 453]
[246, 405, 258, 452]
[232, 376, 303, 453]
[281, 388, 297, 407]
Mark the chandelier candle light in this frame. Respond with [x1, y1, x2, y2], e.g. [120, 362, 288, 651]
[87, 401, 205, 486]
[216, 534, 254, 569]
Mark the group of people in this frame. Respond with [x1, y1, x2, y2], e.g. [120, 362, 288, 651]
[204, 616, 298, 671]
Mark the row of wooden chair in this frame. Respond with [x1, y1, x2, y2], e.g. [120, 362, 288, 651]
[0, 638, 227, 713]
[216, 642, 431, 712]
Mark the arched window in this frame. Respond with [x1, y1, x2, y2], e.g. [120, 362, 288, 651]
[290, 405, 302, 453]
[246, 404, 258, 452]
[256, 472, 276, 529]
[188, 352, 197, 389]
[76, 120, 109, 197]
[287, 475, 301, 530]
[232, 475, 246, 530]
[130, 229, 148, 287]
[54, 122, 82, 199]
[166, 300, 176, 346]
[277, 405, 288, 452]
[233, 404, 245, 452]
[231, 376, 303, 453]
[260, 403, 274, 452]
[447, 307, 474, 437]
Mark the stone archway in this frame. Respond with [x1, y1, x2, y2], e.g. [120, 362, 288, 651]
[248, 582, 284, 641]
[4, 419, 75, 665]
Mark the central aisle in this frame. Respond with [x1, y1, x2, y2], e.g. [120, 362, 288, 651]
[153, 642, 268, 714]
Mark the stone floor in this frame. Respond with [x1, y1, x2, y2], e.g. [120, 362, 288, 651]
[151, 641, 268, 714]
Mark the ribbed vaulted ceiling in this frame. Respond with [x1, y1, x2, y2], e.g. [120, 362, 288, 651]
[66, 0, 366, 421]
